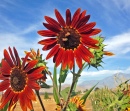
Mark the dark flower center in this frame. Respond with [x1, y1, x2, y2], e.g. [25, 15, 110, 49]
[10, 67, 27, 92]
[57, 27, 81, 50]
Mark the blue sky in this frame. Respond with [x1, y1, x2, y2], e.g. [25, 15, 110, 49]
[0, 0, 130, 84]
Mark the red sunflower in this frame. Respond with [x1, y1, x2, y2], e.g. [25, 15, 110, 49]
[38, 8, 101, 70]
[0, 47, 45, 111]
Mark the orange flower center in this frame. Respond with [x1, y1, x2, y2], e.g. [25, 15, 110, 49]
[10, 67, 27, 92]
[57, 27, 80, 50]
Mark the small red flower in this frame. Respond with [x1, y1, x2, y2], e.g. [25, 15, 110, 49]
[38, 8, 101, 69]
[0, 47, 45, 111]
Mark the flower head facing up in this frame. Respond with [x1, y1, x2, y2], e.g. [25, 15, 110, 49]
[38, 8, 101, 70]
[0, 47, 45, 111]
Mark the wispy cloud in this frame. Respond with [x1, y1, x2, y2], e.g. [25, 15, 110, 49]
[105, 30, 130, 57]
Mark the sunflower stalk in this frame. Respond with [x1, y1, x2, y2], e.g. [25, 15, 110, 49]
[62, 63, 81, 111]
[35, 90, 46, 111]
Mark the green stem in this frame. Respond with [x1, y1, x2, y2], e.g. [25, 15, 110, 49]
[47, 71, 62, 106]
[35, 90, 46, 111]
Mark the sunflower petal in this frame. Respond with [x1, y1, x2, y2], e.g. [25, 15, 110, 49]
[80, 45, 94, 58]
[68, 50, 74, 70]
[55, 48, 64, 67]
[74, 49, 82, 69]
[42, 41, 57, 50]
[22, 52, 31, 69]
[19, 93, 27, 111]
[13, 47, 21, 68]
[1, 59, 11, 76]
[28, 73, 43, 80]
[81, 28, 101, 35]
[37, 30, 57, 37]
[28, 67, 45, 74]
[0, 80, 9, 91]
[46, 45, 60, 60]
[24, 60, 38, 72]
[66, 9, 71, 26]
[77, 46, 90, 63]
[76, 15, 90, 29]
[0, 90, 14, 109]
[43, 23, 61, 33]
[8, 47, 16, 65]
[78, 22, 96, 33]
[4, 49, 14, 68]
[38, 38, 57, 45]
[71, 8, 81, 27]
[45, 16, 61, 29]
[55, 9, 66, 27]
[24, 86, 36, 101]
[62, 50, 69, 70]
[28, 80, 40, 90]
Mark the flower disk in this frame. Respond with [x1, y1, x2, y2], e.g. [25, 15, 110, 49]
[0, 47, 45, 111]
[38, 8, 101, 69]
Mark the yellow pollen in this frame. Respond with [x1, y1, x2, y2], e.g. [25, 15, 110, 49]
[62, 38, 68, 41]
[65, 32, 70, 37]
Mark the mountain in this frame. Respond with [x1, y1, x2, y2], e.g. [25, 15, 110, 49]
[79, 73, 130, 89]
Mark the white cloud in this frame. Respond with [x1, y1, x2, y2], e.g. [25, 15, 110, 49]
[104, 31, 130, 57]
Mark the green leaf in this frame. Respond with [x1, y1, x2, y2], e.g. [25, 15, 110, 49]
[58, 66, 69, 83]
[80, 82, 98, 104]
[39, 81, 52, 88]
[60, 87, 70, 101]
[0, 103, 9, 111]
[53, 64, 60, 104]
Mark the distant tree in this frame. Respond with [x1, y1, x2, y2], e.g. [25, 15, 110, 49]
[94, 87, 100, 91]
[84, 89, 88, 93]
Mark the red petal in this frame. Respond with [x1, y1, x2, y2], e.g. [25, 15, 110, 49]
[76, 15, 90, 29]
[55, 9, 66, 27]
[77, 46, 90, 63]
[24, 60, 38, 72]
[37, 30, 57, 37]
[81, 36, 99, 44]
[1, 87, 11, 102]
[46, 45, 60, 59]
[24, 86, 36, 101]
[13, 47, 21, 68]
[45, 16, 61, 29]
[22, 52, 31, 69]
[74, 49, 82, 69]
[1, 59, 11, 76]
[38, 38, 57, 45]
[68, 50, 74, 70]
[28, 73, 43, 80]
[0, 89, 14, 109]
[0, 80, 9, 91]
[28, 80, 40, 90]
[81, 28, 101, 35]
[78, 22, 96, 33]
[66, 9, 71, 26]
[28, 67, 45, 74]
[79, 10, 87, 20]
[25, 97, 33, 110]
[42, 42, 57, 50]
[8, 47, 16, 65]
[71, 8, 81, 27]
[19, 93, 27, 111]
[0, 74, 8, 80]
[55, 48, 64, 67]
[4, 49, 14, 68]
[62, 50, 69, 70]
[43, 23, 61, 33]
[80, 45, 94, 58]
